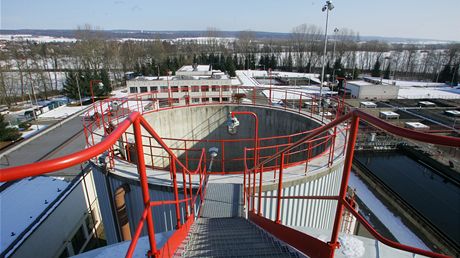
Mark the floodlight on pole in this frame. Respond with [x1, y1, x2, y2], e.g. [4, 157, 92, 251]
[332, 28, 339, 84]
[319, 0, 334, 103]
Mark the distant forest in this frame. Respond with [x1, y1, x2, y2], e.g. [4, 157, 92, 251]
[0, 25, 459, 105]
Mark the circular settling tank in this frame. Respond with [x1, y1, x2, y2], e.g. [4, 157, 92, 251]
[137, 105, 331, 173]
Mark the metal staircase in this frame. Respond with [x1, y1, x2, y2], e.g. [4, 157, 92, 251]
[177, 183, 301, 257]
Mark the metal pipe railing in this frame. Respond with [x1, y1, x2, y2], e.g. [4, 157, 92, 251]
[242, 109, 459, 258]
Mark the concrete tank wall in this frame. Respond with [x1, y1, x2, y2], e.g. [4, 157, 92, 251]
[139, 105, 328, 172]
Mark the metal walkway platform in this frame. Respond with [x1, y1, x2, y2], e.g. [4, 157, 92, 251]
[177, 182, 300, 257]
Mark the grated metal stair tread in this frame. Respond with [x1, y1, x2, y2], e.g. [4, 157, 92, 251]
[177, 182, 300, 257]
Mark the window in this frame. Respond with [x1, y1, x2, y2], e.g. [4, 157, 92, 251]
[212, 98, 220, 102]
[59, 248, 69, 258]
[222, 85, 230, 92]
[129, 87, 138, 93]
[160, 86, 169, 93]
[71, 226, 86, 253]
[192, 98, 200, 103]
[180, 86, 189, 92]
[171, 86, 179, 92]
[140, 87, 148, 93]
[222, 97, 229, 102]
[211, 85, 219, 92]
[85, 210, 97, 232]
[201, 85, 209, 92]
[202, 98, 209, 102]
[150, 86, 158, 92]
[172, 98, 180, 104]
[191, 86, 200, 92]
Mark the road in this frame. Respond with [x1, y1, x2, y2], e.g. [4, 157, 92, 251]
[0, 110, 89, 182]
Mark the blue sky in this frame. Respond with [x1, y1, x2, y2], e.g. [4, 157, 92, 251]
[1, 0, 459, 41]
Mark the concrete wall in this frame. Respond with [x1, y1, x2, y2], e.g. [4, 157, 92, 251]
[140, 105, 327, 172]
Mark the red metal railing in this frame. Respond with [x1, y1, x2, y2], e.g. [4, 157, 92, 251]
[243, 109, 458, 258]
[0, 111, 208, 258]
[2, 85, 455, 258]
[81, 85, 347, 174]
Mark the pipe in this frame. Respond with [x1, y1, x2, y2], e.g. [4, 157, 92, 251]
[114, 184, 132, 241]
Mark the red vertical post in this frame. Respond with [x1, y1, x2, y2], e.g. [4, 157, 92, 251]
[329, 115, 359, 254]
[188, 172, 194, 216]
[221, 141, 225, 173]
[133, 118, 157, 256]
[305, 141, 312, 175]
[171, 159, 182, 229]
[243, 148, 247, 207]
[181, 166, 189, 218]
[329, 126, 338, 166]
[275, 152, 285, 224]
[258, 163, 264, 215]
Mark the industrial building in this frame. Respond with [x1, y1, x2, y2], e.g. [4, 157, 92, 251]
[346, 80, 399, 99]
[126, 65, 234, 106]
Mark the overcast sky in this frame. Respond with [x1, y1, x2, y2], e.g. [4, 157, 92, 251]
[1, 0, 459, 41]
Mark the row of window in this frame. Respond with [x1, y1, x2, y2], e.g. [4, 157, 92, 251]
[130, 85, 231, 94]
[58, 209, 100, 258]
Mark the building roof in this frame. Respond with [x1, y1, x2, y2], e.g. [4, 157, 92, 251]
[177, 65, 210, 72]
[0, 177, 70, 253]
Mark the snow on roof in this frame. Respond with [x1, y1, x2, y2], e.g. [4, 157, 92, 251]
[360, 101, 377, 107]
[445, 110, 460, 116]
[347, 80, 375, 86]
[178, 65, 210, 72]
[0, 177, 70, 252]
[380, 111, 399, 116]
[405, 122, 430, 129]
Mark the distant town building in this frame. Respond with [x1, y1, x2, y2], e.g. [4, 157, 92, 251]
[126, 65, 234, 106]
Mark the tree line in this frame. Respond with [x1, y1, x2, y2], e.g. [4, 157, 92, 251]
[1, 24, 459, 106]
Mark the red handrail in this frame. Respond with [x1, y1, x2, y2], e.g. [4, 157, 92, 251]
[243, 109, 458, 258]
[0, 112, 138, 181]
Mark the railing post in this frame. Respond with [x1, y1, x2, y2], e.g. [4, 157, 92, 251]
[171, 159, 182, 229]
[257, 163, 264, 215]
[329, 126, 338, 166]
[181, 166, 189, 218]
[133, 118, 157, 257]
[328, 114, 359, 255]
[275, 152, 285, 224]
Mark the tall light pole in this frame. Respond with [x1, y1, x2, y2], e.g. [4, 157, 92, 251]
[332, 28, 339, 83]
[75, 75, 83, 107]
[319, 0, 335, 102]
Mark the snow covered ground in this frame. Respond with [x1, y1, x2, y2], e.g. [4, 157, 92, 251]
[0, 177, 70, 253]
[20, 124, 48, 139]
[38, 105, 86, 119]
[348, 171, 430, 250]
[398, 86, 460, 99]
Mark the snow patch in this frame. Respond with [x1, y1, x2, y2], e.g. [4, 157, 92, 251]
[339, 235, 365, 257]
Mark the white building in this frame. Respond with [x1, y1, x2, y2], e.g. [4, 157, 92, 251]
[346, 80, 399, 100]
[126, 65, 234, 105]
[0, 170, 102, 258]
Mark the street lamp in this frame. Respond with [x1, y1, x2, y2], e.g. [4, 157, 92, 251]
[319, 0, 335, 102]
[332, 28, 339, 83]
[90, 80, 104, 104]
